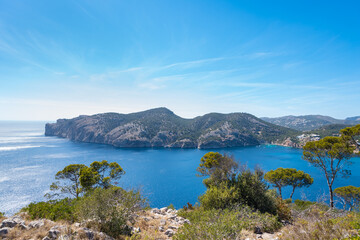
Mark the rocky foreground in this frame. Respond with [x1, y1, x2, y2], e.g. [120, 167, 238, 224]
[0, 207, 190, 240]
[45, 108, 297, 149]
[0, 214, 112, 240]
[0, 207, 284, 240]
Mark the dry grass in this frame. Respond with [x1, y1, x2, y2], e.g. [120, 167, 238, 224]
[127, 212, 169, 239]
[280, 206, 359, 240]
[123, 210, 187, 240]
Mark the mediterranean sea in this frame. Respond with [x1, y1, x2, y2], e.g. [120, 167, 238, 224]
[0, 121, 359, 215]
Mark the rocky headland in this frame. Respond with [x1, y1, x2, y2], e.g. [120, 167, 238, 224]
[45, 108, 298, 149]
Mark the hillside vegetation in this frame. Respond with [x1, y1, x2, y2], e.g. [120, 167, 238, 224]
[262, 115, 360, 131]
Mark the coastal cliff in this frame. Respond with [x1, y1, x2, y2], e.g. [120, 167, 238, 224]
[45, 108, 298, 149]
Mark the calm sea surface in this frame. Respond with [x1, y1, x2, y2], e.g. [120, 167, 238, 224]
[0, 121, 359, 215]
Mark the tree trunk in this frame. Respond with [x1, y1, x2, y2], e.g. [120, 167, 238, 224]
[290, 186, 296, 199]
[278, 187, 282, 199]
[329, 185, 334, 208]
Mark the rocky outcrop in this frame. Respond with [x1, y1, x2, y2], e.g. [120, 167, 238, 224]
[272, 137, 300, 148]
[165, 139, 197, 148]
[197, 122, 259, 148]
[45, 108, 298, 149]
[0, 215, 113, 240]
[131, 207, 190, 239]
[0, 208, 191, 240]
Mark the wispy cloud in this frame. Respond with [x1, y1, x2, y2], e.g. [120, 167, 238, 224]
[159, 57, 227, 70]
[0, 25, 87, 74]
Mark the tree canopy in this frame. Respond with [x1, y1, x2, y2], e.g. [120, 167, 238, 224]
[264, 168, 313, 199]
[197, 152, 238, 188]
[81, 160, 125, 189]
[46, 164, 86, 199]
[334, 185, 360, 211]
[264, 168, 289, 199]
[303, 136, 355, 207]
[286, 169, 313, 199]
[47, 160, 125, 199]
[340, 124, 360, 153]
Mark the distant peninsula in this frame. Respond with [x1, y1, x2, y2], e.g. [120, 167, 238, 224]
[45, 108, 298, 149]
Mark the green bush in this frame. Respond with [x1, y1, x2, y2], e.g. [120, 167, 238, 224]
[291, 199, 330, 212]
[275, 197, 292, 221]
[338, 211, 360, 231]
[199, 168, 276, 214]
[198, 183, 238, 210]
[22, 198, 77, 222]
[22, 187, 147, 239]
[76, 187, 147, 238]
[167, 203, 175, 210]
[293, 199, 316, 210]
[175, 206, 281, 240]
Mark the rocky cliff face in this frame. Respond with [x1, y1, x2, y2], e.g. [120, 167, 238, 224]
[45, 108, 298, 149]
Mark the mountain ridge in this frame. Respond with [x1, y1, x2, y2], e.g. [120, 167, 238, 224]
[261, 115, 360, 131]
[45, 108, 298, 149]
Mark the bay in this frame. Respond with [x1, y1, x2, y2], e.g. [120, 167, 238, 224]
[0, 121, 359, 216]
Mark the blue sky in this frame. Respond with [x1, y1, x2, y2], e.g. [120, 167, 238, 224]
[0, 0, 359, 120]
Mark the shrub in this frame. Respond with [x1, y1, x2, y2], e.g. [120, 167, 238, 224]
[198, 183, 238, 210]
[167, 203, 175, 210]
[336, 211, 360, 231]
[293, 199, 316, 210]
[76, 187, 147, 238]
[199, 167, 276, 214]
[230, 168, 276, 214]
[275, 197, 292, 221]
[22, 198, 77, 222]
[182, 202, 194, 211]
[175, 206, 281, 240]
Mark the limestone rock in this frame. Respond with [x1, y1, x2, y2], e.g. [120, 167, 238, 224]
[29, 220, 45, 228]
[48, 227, 61, 239]
[160, 207, 168, 213]
[183, 219, 191, 224]
[164, 229, 174, 237]
[1, 216, 24, 228]
[0, 227, 10, 237]
[81, 228, 94, 240]
[151, 208, 161, 214]
[1, 219, 17, 228]
[19, 222, 29, 230]
[131, 227, 141, 234]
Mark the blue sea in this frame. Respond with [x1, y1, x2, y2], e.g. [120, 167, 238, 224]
[0, 121, 359, 216]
